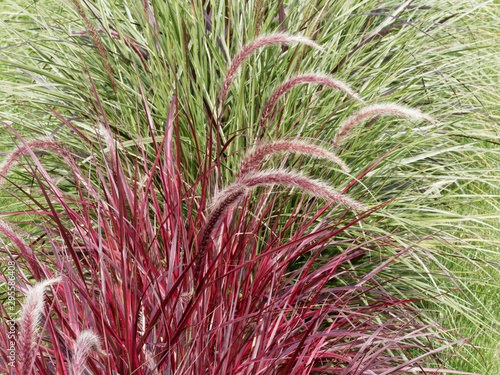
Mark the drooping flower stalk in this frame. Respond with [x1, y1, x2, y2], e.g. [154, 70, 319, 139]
[18, 278, 61, 375]
[219, 34, 323, 108]
[333, 103, 437, 146]
[239, 140, 350, 176]
[196, 169, 364, 273]
[259, 74, 365, 128]
[238, 170, 365, 212]
[0, 139, 74, 184]
[0, 138, 96, 196]
[0, 219, 41, 280]
[70, 330, 105, 375]
[195, 184, 247, 278]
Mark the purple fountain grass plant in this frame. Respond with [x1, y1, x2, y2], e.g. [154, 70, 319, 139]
[238, 140, 350, 175]
[219, 33, 323, 108]
[70, 330, 105, 375]
[259, 73, 365, 129]
[0, 124, 465, 374]
[332, 103, 437, 146]
[18, 278, 61, 375]
[0, 26, 464, 375]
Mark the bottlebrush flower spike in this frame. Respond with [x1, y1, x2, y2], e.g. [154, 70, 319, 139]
[0, 138, 75, 184]
[219, 33, 323, 107]
[332, 103, 437, 146]
[18, 278, 61, 375]
[197, 169, 364, 269]
[259, 73, 365, 128]
[238, 170, 365, 211]
[195, 183, 247, 276]
[0, 219, 41, 280]
[0, 137, 97, 196]
[70, 330, 106, 375]
[239, 140, 350, 175]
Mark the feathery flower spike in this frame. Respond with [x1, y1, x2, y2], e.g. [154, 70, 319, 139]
[70, 330, 106, 375]
[0, 219, 41, 280]
[259, 73, 365, 128]
[18, 278, 61, 375]
[219, 33, 323, 107]
[239, 170, 365, 212]
[0, 138, 75, 184]
[195, 184, 247, 277]
[333, 103, 437, 146]
[239, 140, 350, 175]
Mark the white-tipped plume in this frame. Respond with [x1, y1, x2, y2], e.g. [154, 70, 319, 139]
[333, 103, 437, 145]
[219, 33, 323, 106]
[70, 330, 106, 375]
[18, 278, 61, 375]
[238, 170, 365, 212]
[239, 140, 350, 175]
[260, 73, 365, 128]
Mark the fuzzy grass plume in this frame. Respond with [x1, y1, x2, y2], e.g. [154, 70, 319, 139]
[220, 33, 324, 107]
[333, 103, 437, 145]
[0, 219, 41, 281]
[239, 140, 350, 175]
[0, 138, 76, 184]
[259, 73, 365, 128]
[70, 331, 105, 375]
[18, 278, 61, 375]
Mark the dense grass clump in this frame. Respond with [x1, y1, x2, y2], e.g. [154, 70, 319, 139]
[0, 0, 499, 373]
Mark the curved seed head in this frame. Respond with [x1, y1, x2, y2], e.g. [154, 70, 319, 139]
[238, 169, 365, 212]
[260, 73, 365, 128]
[219, 33, 323, 107]
[71, 330, 106, 375]
[19, 278, 61, 375]
[239, 141, 350, 175]
[333, 103, 437, 146]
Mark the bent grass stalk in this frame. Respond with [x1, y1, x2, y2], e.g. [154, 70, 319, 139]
[259, 73, 365, 129]
[239, 140, 350, 175]
[333, 103, 437, 145]
[219, 33, 324, 108]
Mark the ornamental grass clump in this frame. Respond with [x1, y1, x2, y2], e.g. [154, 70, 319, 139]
[1, 0, 499, 374]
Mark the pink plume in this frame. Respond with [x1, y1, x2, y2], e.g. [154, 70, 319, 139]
[18, 278, 61, 375]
